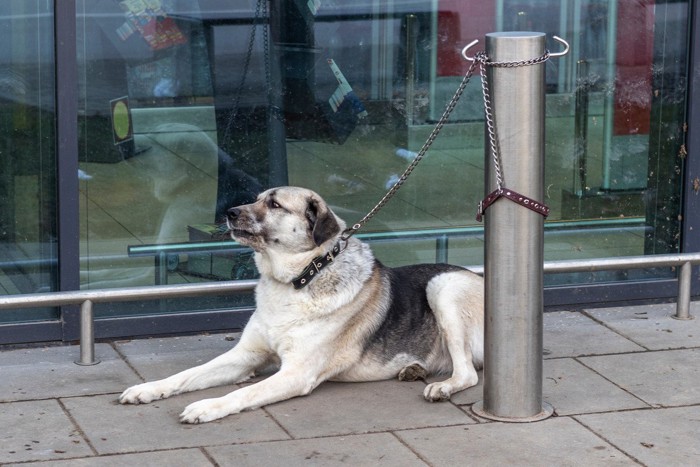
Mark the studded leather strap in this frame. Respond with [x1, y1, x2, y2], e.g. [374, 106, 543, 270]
[477, 188, 550, 222]
[292, 242, 344, 289]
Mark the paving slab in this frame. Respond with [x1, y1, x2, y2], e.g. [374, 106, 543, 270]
[585, 302, 700, 350]
[61, 391, 289, 455]
[447, 359, 648, 415]
[0, 399, 93, 464]
[543, 311, 645, 357]
[114, 333, 240, 381]
[0, 344, 140, 402]
[576, 405, 700, 466]
[579, 348, 700, 407]
[395, 416, 636, 466]
[540, 358, 649, 415]
[4, 448, 213, 467]
[206, 433, 427, 467]
[264, 380, 476, 438]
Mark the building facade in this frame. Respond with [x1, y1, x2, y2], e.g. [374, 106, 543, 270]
[1, 0, 698, 344]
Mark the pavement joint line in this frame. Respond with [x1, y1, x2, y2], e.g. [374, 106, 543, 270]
[579, 309, 652, 351]
[573, 348, 700, 408]
[571, 356, 657, 408]
[261, 406, 295, 440]
[389, 430, 432, 466]
[56, 397, 99, 457]
[109, 340, 146, 383]
[255, 421, 480, 442]
[198, 446, 220, 466]
[570, 414, 646, 466]
[1, 391, 123, 404]
[455, 402, 483, 423]
[554, 402, 700, 417]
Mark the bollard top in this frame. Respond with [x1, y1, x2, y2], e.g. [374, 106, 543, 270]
[486, 31, 546, 39]
[463, 34, 568, 62]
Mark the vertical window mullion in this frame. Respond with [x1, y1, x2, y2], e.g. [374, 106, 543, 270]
[54, 1, 81, 340]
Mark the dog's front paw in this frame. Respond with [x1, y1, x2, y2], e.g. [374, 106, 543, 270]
[179, 398, 236, 424]
[119, 381, 171, 405]
[423, 382, 453, 402]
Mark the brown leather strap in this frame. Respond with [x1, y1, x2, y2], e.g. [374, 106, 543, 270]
[477, 188, 550, 222]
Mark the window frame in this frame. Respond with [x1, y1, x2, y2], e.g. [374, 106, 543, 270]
[1, 0, 698, 345]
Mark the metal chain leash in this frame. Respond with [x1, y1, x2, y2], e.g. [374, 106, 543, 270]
[474, 48, 553, 221]
[341, 47, 552, 240]
[222, 0, 267, 146]
[341, 57, 480, 240]
[476, 51, 504, 192]
[261, 0, 270, 98]
[482, 51, 551, 68]
[341, 39, 557, 240]
[476, 48, 551, 193]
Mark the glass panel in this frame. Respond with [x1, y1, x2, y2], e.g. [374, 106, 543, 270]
[76, 0, 690, 319]
[0, 2, 58, 322]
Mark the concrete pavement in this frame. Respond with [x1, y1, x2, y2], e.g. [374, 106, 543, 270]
[1, 302, 699, 466]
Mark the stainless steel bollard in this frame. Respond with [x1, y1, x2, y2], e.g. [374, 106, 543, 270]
[674, 262, 694, 320]
[75, 299, 100, 366]
[472, 32, 553, 422]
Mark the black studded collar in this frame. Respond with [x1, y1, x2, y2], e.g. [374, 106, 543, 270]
[291, 241, 345, 289]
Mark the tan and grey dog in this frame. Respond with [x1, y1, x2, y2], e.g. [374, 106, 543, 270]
[119, 186, 484, 424]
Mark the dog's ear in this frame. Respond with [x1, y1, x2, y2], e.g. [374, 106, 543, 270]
[306, 197, 340, 246]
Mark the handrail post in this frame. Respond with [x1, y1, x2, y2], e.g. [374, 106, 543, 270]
[472, 32, 553, 422]
[74, 299, 100, 366]
[436, 234, 449, 263]
[674, 261, 694, 320]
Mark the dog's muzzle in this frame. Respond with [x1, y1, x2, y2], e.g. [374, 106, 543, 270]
[226, 207, 245, 234]
[227, 207, 241, 221]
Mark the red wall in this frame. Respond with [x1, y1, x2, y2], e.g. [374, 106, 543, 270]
[613, 0, 655, 136]
[436, 0, 496, 76]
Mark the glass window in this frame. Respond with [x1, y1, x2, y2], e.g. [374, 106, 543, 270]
[75, 0, 690, 318]
[0, 2, 57, 322]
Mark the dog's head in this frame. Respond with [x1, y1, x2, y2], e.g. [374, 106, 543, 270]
[226, 187, 344, 253]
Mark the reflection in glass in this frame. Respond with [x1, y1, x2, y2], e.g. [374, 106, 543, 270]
[74, 1, 690, 316]
[0, 2, 57, 322]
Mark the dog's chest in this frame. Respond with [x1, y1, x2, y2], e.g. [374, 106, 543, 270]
[253, 283, 345, 344]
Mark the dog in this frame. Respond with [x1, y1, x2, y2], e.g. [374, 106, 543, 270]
[119, 186, 484, 423]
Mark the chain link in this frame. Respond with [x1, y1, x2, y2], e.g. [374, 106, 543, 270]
[482, 51, 550, 68]
[476, 51, 504, 192]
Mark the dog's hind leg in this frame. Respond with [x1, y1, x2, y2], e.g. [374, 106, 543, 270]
[398, 363, 427, 381]
[423, 328, 477, 401]
[119, 327, 271, 405]
[423, 272, 483, 402]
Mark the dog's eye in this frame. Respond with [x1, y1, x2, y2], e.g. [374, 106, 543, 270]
[270, 200, 281, 209]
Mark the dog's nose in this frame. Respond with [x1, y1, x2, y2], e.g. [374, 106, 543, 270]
[227, 207, 241, 220]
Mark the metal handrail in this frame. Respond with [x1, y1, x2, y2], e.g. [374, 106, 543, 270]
[471, 252, 700, 321]
[0, 253, 698, 365]
[0, 280, 257, 365]
[126, 219, 646, 284]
